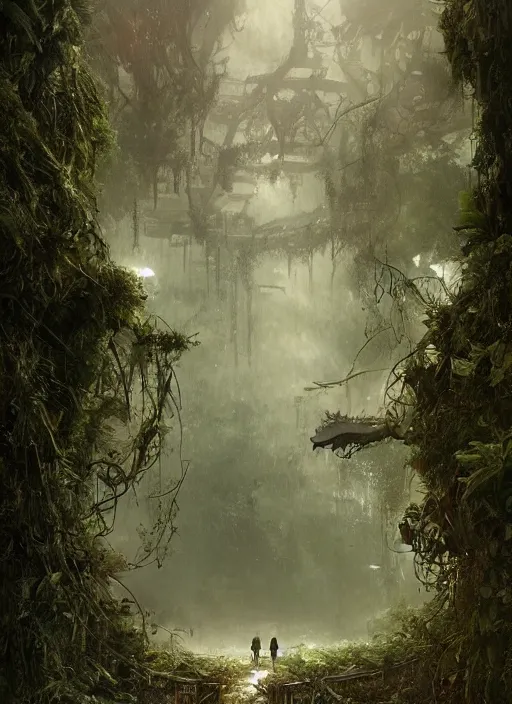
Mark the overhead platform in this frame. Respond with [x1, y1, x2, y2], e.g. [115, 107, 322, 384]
[245, 75, 346, 95]
[252, 206, 328, 240]
[250, 154, 323, 175]
[140, 193, 193, 238]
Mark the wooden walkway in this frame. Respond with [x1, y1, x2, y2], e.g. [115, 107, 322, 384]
[138, 674, 224, 704]
[137, 657, 419, 704]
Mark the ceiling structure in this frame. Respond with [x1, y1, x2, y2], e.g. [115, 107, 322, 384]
[140, 0, 471, 259]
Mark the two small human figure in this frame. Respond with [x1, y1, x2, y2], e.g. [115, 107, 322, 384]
[270, 636, 279, 671]
[251, 636, 261, 666]
[251, 636, 279, 670]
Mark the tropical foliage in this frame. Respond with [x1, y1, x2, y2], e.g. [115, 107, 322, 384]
[313, 0, 512, 700]
[0, 0, 193, 700]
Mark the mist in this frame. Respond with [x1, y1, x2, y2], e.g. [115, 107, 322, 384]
[95, 0, 470, 656]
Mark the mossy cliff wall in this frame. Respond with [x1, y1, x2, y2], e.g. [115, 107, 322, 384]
[0, 2, 189, 702]
[399, 1, 512, 701]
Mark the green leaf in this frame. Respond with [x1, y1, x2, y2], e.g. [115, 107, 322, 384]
[456, 452, 481, 465]
[462, 463, 503, 500]
[490, 367, 505, 386]
[480, 585, 493, 599]
[96, 664, 117, 685]
[451, 357, 475, 377]
[458, 190, 487, 230]
[489, 344, 512, 386]
[49, 572, 62, 585]
[493, 234, 512, 255]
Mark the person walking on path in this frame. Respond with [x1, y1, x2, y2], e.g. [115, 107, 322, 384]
[251, 635, 261, 667]
[269, 637, 279, 671]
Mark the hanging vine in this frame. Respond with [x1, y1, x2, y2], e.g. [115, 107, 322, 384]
[0, 0, 196, 701]
[311, 0, 512, 700]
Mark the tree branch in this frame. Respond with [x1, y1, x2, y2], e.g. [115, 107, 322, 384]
[304, 368, 387, 391]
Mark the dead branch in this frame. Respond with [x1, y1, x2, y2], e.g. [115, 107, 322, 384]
[304, 368, 387, 391]
[311, 417, 399, 452]
[323, 684, 343, 701]
[319, 95, 383, 145]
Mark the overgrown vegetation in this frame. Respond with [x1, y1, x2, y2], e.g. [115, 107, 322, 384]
[0, 1, 196, 701]
[4, 0, 510, 701]
[265, 604, 458, 704]
[89, 0, 242, 217]
[145, 646, 247, 686]
[311, 0, 512, 701]
[404, 1, 512, 699]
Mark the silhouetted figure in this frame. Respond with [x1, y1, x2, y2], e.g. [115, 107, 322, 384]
[251, 635, 261, 667]
[269, 637, 279, 670]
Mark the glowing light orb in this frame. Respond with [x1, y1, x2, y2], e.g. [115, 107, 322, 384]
[132, 266, 155, 279]
[247, 670, 269, 686]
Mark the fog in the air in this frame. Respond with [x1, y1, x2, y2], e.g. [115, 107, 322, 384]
[98, 0, 470, 655]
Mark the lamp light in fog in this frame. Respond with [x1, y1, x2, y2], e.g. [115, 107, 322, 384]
[132, 266, 155, 279]
[368, 564, 381, 570]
